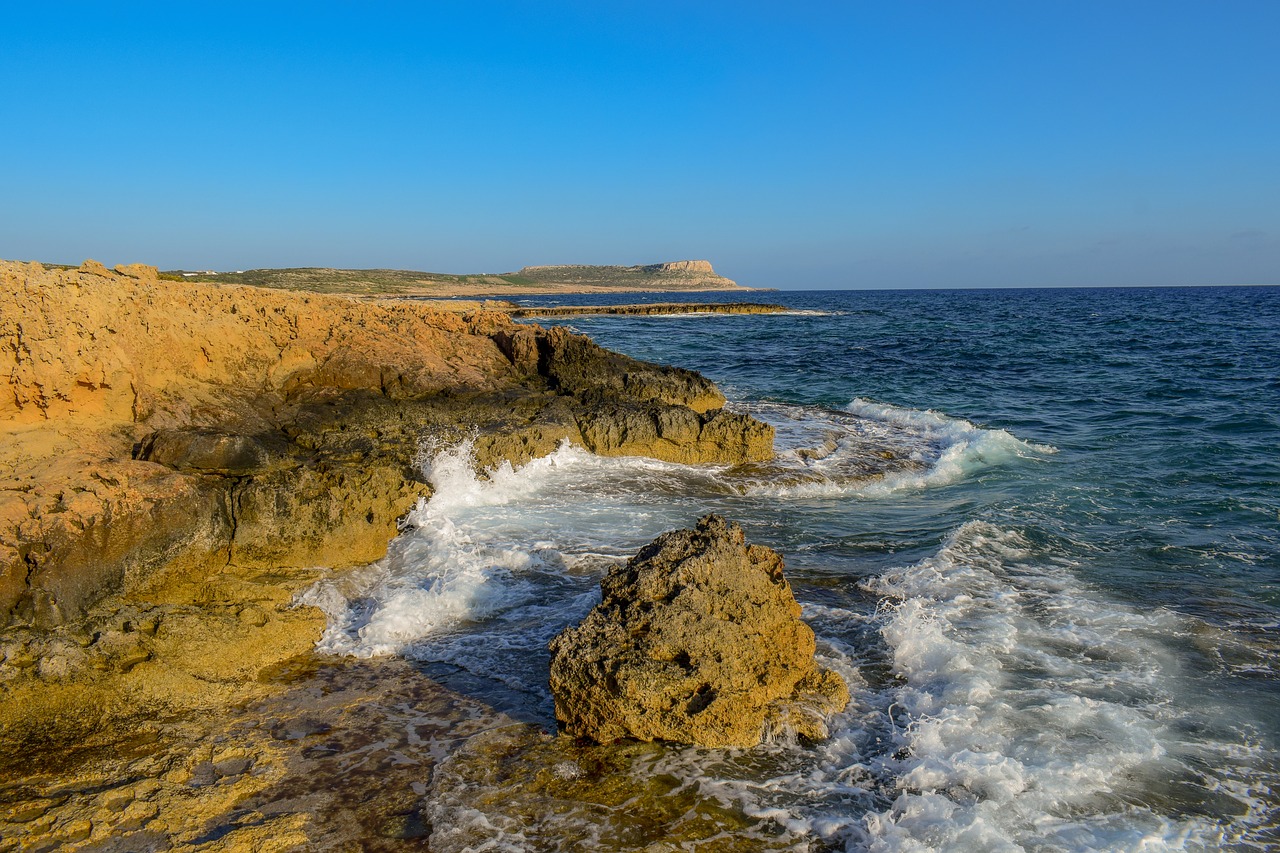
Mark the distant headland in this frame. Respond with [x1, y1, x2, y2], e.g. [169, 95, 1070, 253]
[159, 260, 748, 297]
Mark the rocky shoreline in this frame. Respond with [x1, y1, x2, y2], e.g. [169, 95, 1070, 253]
[0, 259, 795, 848]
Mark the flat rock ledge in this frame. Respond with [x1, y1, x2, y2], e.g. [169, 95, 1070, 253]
[549, 515, 848, 748]
[506, 302, 786, 318]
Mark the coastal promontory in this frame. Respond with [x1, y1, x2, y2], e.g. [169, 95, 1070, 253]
[168, 259, 745, 297]
[0, 259, 773, 770]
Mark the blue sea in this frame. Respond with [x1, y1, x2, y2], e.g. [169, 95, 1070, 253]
[307, 286, 1279, 851]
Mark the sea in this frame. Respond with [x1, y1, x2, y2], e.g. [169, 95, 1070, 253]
[302, 285, 1279, 851]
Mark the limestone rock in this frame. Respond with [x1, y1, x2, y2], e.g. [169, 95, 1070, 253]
[0, 258, 782, 790]
[512, 261, 740, 290]
[139, 429, 276, 475]
[644, 260, 715, 273]
[77, 259, 111, 277]
[0, 259, 775, 627]
[538, 325, 726, 413]
[113, 263, 159, 280]
[229, 460, 429, 570]
[3, 463, 234, 629]
[549, 515, 848, 748]
[575, 398, 773, 464]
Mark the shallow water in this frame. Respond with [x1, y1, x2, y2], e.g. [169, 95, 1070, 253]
[307, 285, 1279, 850]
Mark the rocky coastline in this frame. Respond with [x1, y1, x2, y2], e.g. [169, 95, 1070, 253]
[0, 259, 800, 848]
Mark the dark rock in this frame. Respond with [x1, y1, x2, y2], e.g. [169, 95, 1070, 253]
[138, 429, 274, 475]
[574, 397, 773, 465]
[537, 326, 726, 413]
[507, 301, 786, 318]
[10, 474, 234, 629]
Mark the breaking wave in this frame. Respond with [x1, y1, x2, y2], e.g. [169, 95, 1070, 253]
[739, 399, 1055, 498]
[298, 418, 1273, 850]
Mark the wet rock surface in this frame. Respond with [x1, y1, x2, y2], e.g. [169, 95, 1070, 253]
[0, 657, 511, 852]
[425, 724, 809, 852]
[549, 515, 849, 748]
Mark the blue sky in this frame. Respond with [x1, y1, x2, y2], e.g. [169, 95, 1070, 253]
[2, 2, 1277, 288]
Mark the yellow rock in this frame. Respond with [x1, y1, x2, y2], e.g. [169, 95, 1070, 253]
[550, 515, 848, 747]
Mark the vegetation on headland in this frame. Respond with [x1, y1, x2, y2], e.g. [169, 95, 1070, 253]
[158, 260, 746, 296]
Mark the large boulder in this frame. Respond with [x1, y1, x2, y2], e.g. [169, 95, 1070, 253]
[549, 515, 848, 748]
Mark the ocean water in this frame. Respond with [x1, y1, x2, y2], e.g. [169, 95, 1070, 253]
[304, 286, 1280, 851]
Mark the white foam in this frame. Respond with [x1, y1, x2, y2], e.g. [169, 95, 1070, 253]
[299, 439, 727, 663]
[639, 523, 1277, 851]
[301, 441, 567, 659]
[852, 521, 1269, 851]
[738, 399, 1055, 499]
[296, 433, 1275, 851]
[846, 398, 1055, 492]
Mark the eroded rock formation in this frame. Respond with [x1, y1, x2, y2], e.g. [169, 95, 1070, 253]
[0, 258, 774, 758]
[549, 515, 848, 748]
[0, 260, 772, 630]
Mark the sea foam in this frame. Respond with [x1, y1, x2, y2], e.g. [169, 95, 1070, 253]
[302, 440, 601, 661]
[297, 439, 731, 698]
[852, 521, 1273, 851]
[299, 429, 1274, 851]
[738, 399, 1054, 499]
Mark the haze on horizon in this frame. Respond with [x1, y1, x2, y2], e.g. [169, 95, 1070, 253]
[2, 2, 1277, 290]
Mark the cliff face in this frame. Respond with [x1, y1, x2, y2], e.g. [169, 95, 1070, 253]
[640, 260, 714, 274]
[2, 260, 503, 630]
[2, 261, 511, 428]
[0, 260, 772, 630]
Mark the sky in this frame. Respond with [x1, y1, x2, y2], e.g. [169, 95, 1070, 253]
[2, 1, 1278, 289]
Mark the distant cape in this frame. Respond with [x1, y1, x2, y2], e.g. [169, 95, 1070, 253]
[159, 260, 747, 296]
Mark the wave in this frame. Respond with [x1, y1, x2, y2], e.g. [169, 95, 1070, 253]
[637, 522, 1278, 851]
[297, 399, 1058, 672]
[737, 399, 1055, 498]
[852, 521, 1277, 850]
[297, 433, 1276, 851]
[302, 441, 613, 660]
[296, 439, 738, 700]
